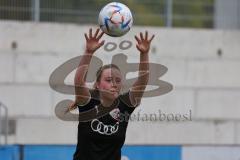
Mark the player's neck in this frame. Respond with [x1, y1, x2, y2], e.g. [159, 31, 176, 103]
[99, 95, 115, 107]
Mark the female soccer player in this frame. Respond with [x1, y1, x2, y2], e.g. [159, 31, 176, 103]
[70, 28, 154, 160]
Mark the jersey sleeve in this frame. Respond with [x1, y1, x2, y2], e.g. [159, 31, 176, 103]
[77, 89, 100, 112]
[119, 90, 140, 114]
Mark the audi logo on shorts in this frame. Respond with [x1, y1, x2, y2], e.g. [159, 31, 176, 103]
[91, 119, 119, 135]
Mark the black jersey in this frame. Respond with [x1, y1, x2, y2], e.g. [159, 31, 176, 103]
[73, 89, 137, 160]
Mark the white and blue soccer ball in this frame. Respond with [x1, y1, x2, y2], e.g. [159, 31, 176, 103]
[98, 2, 133, 37]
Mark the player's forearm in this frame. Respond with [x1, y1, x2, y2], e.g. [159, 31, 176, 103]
[74, 51, 94, 85]
[138, 53, 149, 84]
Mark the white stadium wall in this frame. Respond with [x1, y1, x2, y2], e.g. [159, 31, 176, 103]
[0, 21, 240, 145]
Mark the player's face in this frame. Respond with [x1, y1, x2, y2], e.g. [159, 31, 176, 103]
[97, 68, 122, 99]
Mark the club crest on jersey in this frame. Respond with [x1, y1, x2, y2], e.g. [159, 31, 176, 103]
[109, 108, 120, 121]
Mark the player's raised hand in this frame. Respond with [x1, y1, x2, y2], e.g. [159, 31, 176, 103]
[135, 31, 155, 54]
[85, 28, 105, 54]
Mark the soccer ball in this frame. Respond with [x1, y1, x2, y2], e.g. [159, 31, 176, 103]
[98, 2, 133, 37]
